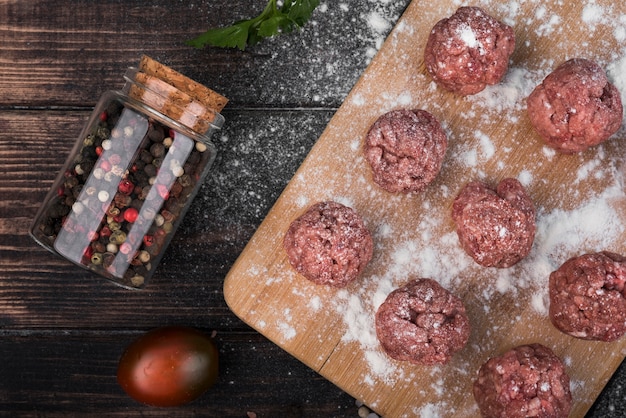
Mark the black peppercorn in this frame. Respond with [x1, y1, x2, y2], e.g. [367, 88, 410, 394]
[140, 149, 153, 164]
[82, 145, 98, 159]
[79, 159, 95, 176]
[187, 151, 200, 165]
[170, 182, 183, 198]
[178, 174, 192, 188]
[148, 124, 165, 142]
[150, 143, 165, 158]
[71, 185, 83, 199]
[144, 163, 157, 178]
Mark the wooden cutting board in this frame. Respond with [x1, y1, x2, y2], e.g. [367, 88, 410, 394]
[224, 1, 626, 416]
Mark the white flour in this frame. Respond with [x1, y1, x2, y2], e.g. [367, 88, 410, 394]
[608, 54, 626, 117]
[330, 0, 626, 404]
[243, 0, 626, 415]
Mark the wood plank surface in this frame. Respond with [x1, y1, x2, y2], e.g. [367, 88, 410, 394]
[224, 1, 626, 417]
[0, 0, 372, 109]
[0, 109, 331, 327]
[1, 0, 625, 416]
[0, 331, 354, 417]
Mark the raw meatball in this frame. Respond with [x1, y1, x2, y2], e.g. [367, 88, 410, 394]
[424, 7, 515, 95]
[473, 344, 572, 418]
[452, 178, 536, 268]
[549, 251, 626, 342]
[375, 278, 470, 365]
[527, 58, 623, 153]
[364, 109, 447, 193]
[283, 201, 373, 288]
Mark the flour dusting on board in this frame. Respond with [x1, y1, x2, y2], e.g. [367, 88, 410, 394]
[330, 182, 625, 387]
[326, 0, 626, 403]
[231, 0, 626, 416]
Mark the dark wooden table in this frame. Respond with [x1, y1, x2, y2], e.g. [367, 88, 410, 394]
[1, 1, 625, 416]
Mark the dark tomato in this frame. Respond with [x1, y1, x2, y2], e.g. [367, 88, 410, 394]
[117, 326, 219, 407]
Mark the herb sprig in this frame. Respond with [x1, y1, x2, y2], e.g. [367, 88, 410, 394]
[187, 0, 320, 50]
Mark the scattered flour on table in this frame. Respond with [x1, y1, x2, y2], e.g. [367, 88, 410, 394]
[415, 403, 445, 418]
[517, 169, 533, 186]
[331, 179, 624, 383]
[475, 131, 495, 160]
[366, 11, 392, 34]
[277, 308, 297, 340]
[607, 52, 626, 124]
[360, 0, 404, 60]
[582, 2, 605, 27]
[308, 295, 322, 312]
[468, 66, 541, 115]
[575, 151, 605, 183]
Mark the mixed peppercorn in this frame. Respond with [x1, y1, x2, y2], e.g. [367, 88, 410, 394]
[33, 98, 213, 288]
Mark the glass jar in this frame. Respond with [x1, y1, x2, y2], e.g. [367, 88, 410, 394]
[30, 56, 227, 289]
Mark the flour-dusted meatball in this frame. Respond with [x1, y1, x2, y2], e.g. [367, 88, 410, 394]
[375, 278, 470, 365]
[283, 201, 373, 288]
[452, 179, 536, 268]
[527, 58, 623, 153]
[473, 344, 572, 418]
[424, 7, 515, 95]
[364, 109, 447, 194]
[549, 252, 626, 342]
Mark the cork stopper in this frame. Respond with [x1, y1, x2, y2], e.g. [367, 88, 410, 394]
[138, 55, 228, 112]
[126, 55, 227, 134]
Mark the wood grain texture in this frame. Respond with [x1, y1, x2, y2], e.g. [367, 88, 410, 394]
[0, 109, 331, 328]
[0, 0, 625, 416]
[0, 0, 376, 108]
[225, 1, 626, 417]
[0, 331, 354, 417]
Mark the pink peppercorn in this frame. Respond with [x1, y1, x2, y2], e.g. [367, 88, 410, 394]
[100, 225, 112, 238]
[143, 235, 155, 247]
[88, 230, 99, 242]
[156, 184, 170, 200]
[119, 242, 133, 255]
[123, 207, 138, 223]
[108, 153, 122, 165]
[99, 160, 111, 172]
[83, 245, 94, 260]
[118, 179, 134, 195]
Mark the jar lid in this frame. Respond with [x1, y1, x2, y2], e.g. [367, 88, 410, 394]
[138, 55, 228, 112]
[124, 55, 227, 134]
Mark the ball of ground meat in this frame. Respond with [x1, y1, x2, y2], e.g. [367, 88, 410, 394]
[364, 109, 447, 194]
[549, 251, 626, 342]
[452, 178, 536, 268]
[424, 6, 516, 95]
[473, 343, 572, 418]
[283, 201, 373, 288]
[527, 58, 623, 153]
[375, 278, 470, 365]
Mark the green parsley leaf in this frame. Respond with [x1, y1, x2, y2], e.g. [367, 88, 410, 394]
[187, 0, 320, 50]
[285, 0, 319, 26]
